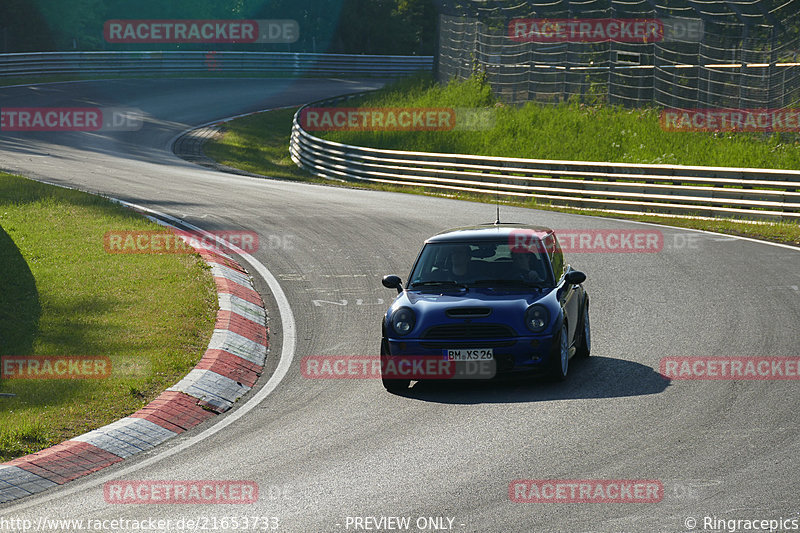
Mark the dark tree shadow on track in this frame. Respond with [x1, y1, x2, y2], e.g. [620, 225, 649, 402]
[0, 224, 40, 359]
[393, 356, 670, 404]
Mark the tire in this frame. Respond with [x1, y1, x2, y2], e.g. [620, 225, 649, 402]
[576, 300, 591, 359]
[380, 339, 410, 392]
[548, 322, 569, 381]
[382, 377, 410, 393]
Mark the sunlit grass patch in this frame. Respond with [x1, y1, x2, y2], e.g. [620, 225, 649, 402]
[0, 173, 217, 461]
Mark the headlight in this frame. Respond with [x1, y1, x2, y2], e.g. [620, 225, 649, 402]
[525, 305, 549, 333]
[390, 307, 416, 336]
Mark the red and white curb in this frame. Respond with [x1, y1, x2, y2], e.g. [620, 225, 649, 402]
[0, 239, 268, 505]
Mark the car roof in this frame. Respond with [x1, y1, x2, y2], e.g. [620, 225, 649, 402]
[426, 223, 554, 243]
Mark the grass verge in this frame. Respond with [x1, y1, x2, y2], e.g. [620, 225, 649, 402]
[318, 73, 800, 169]
[202, 101, 800, 247]
[0, 173, 217, 461]
[204, 107, 314, 181]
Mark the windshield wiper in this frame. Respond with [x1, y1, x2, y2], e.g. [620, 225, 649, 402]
[472, 279, 547, 288]
[411, 280, 467, 289]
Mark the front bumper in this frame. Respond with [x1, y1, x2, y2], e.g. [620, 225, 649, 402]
[384, 335, 556, 375]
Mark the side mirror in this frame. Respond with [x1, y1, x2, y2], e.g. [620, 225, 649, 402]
[564, 270, 586, 285]
[382, 275, 403, 293]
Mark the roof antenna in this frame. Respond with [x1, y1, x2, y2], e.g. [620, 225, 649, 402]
[494, 180, 500, 225]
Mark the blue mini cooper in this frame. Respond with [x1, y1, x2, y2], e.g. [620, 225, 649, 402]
[380, 224, 590, 392]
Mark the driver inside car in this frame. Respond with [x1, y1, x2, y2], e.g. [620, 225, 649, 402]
[426, 244, 474, 283]
[510, 250, 544, 283]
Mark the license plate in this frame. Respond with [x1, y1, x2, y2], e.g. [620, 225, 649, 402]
[445, 348, 493, 361]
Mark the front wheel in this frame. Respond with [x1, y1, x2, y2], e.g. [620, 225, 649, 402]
[548, 322, 569, 381]
[576, 301, 591, 359]
[381, 339, 410, 392]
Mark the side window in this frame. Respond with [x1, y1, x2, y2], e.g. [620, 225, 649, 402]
[549, 235, 565, 280]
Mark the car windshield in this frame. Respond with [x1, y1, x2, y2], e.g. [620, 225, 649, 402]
[409, 241, 554, 289]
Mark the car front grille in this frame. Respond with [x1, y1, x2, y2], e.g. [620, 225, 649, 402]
[445, 307, 491, 319]
[421, 323, 515, 340]
[420, 340, 517, 349]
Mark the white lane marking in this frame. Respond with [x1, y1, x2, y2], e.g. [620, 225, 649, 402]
[1, 200, 296, 513]
[311, 299, 385, 307]
[578, 214, 800, 253]
[313, 299, 348, 307]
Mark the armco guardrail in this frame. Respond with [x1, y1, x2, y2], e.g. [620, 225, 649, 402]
[0, 51, 432, 78]
[290, 95, 800, 222]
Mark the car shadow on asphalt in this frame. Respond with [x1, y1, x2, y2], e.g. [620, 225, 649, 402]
[392, 356, 670, 404]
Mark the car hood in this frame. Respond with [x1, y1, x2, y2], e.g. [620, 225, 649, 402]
[383, 287, 559, 338]
[388, 287, 556, 323]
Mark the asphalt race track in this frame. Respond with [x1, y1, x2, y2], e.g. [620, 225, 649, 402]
[1, 78, 799, 532]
